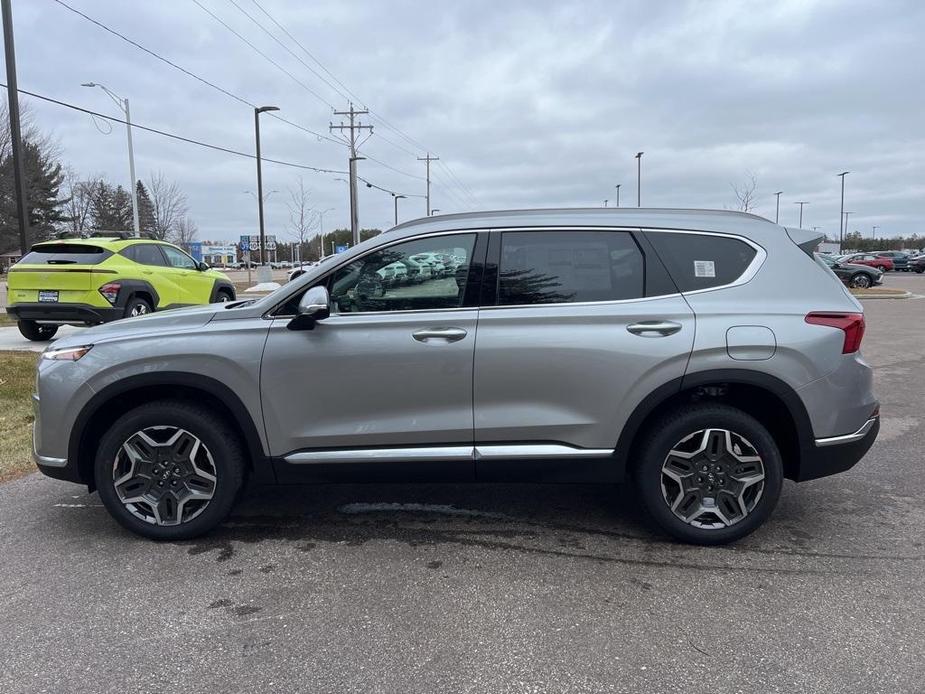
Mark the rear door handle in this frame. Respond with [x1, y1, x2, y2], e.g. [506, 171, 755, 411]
[627, 321, 682, 337]
[412, 327, 468, 343]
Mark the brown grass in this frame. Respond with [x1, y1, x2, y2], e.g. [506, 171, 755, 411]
[0, 351, 39, 482]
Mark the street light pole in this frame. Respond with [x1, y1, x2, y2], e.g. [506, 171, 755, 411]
[393, 194, 406, 226]
[603, 199, 608, 208]
[843, 212, 854, 244]
[254, 105, 279, 280]
[635, 152, 644, 207]
[82, 82, 140, 235]
[872, 225, 879, 239]
[794, 201, 809, 228]
[774, 191, 783, 223]
[837, 171, 849, 253]
[615, 184, 621, 207]
[317, 207, 334, 260]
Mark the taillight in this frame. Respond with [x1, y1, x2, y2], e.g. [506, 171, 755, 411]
[805, 312, 865, 353]
[98, 282, 121, 305]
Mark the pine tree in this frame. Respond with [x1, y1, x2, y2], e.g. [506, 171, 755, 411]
[135, 180, 155, 235]
[90, 183, 133, 232]
[0, 141, 67, 248]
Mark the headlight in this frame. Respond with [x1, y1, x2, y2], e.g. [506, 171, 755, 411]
[42, 345, 93, 361]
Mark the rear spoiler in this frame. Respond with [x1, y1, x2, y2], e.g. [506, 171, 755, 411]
[784, 227, 825, 258]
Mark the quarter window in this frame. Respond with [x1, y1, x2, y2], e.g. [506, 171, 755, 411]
[645, 231, 757, 292]
[497, 231, 644, 305]
[328, 234, 477, 313]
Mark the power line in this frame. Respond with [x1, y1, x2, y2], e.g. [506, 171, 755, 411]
[50, 0, 342, 147]
[226, 0, 351, 105]
[191, 0, 336, 110]
[361, 152, 425, 181]
[5, 84, 348, 174]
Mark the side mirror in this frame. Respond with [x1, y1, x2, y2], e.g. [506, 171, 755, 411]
[832, 262, 841, 269]
[287, 285, 330, 331]
[198, 261, 210, 271]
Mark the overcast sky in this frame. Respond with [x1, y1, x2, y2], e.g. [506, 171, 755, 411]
[9, 0, 925, 241]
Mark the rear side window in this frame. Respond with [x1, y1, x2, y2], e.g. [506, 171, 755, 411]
[645, 231, 757, 292]
[498, 231, 644, 305]
[123, 243, 167, 267]
[19, 243, 111, 265]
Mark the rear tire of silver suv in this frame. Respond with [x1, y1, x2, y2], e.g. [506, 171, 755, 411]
[634, 403, 783, 545]
[95, 400, 245, 540]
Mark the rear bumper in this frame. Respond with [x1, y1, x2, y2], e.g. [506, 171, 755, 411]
[6, 302, 122, 324]
[797, 416, 879, 482]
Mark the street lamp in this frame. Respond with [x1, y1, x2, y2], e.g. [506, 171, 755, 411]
[316, 207, 334, 260]
[635, 152, 644, 207]
[393, 194, 407, 226]
[837, 171, 850, 252]
[774, 191, 783, 223]
[794, 201, 809, 228]
[82, 82, 139, 235]
[615, 184, 621, 207]
[254, 105, 279, 280]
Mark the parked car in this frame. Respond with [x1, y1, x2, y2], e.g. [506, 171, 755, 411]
[5, 234, 235, 341]
[817, 254, 883, 289]
[909, 254, 925, 273]
[874, 251, 909, 271]
[839, 253, 893, 272]
[32, 209, 878, 545]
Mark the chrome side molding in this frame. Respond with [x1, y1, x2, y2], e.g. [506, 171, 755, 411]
[814, 417, 878, 448]
[284, 443, 614, 465]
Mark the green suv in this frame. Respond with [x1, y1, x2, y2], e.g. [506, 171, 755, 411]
[6, 234, 236, 341]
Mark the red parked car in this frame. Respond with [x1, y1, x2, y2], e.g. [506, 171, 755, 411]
[839, 253, 893, 272]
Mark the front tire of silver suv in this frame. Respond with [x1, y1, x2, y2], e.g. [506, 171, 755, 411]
[95, 400, 245, 540]
[634, 403, 783, 545]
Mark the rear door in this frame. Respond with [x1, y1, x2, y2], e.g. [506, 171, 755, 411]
[122, 243, 171, 307]
[473, 228, 695, 465]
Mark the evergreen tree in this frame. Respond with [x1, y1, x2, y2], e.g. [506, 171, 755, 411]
[135, 180, 155, 235]
[0, 141, 67, 248]
[90, 183, 133, 232]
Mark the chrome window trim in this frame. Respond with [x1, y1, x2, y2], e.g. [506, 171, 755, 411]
[265, 228, 486, 320]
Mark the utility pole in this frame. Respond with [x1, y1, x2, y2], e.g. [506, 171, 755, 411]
[417, 152, 439, 215]
[794, 201, 809, 228]
[254, 105, 279, 281]
[837, 171, 849, 253]
[2, 0, 29, 254]
[615, 184, 621, 207]
[331, 103, 372, 246]
[635, 152, 644, 207]
[774, 191, 783, 223]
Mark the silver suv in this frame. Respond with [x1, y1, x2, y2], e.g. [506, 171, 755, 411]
[32, 209, 879, 544]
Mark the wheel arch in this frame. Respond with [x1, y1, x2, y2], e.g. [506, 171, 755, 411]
[69, 372, 273, 490]
[209, 279, 237, 303]
[116, 280, 160, 312]
[617, 369, 814, 482]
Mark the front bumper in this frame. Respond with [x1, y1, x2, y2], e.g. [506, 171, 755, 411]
[7, 302, 123, 324]
[797, 416, 880, 482]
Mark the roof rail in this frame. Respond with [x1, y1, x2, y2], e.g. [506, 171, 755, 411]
[89, 230, 133, 240]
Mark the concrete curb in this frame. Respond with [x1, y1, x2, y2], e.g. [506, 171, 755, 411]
[853, 291, 913, 300]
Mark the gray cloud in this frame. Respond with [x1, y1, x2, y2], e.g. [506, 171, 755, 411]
[12, 0, 924, 241]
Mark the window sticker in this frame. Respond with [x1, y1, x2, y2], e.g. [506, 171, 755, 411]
[694, 260, 716, 278]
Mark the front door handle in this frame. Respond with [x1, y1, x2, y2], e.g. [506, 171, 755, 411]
[627, 321, 682, 337]
[412, 327, 468, 343]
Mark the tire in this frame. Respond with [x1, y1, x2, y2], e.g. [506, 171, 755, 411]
[216, 289, 234, 303]
[632, 403, 783, 545]
[123, 296, 153, 318]
[849, 273, 872, 289]
[94, 400, 246, 540]
[17, 320, 58, 341]
[916, 268, 924, 274]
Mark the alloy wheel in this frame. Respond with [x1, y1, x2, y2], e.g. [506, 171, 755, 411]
[112, 426, 217, 526]
[130, 303, 150, 317]
[660, 428, 765, 529]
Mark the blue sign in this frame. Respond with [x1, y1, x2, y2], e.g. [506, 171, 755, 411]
[335, 245, 349, 254]
[188, 241, 203, 262]
[239, 235, 250, 252]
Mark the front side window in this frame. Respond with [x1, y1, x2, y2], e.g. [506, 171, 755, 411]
[161, 245, 198, 270]
[497, 231, 644, 305]
[645, 231, 758, 292]
[328, 234, 477, 313]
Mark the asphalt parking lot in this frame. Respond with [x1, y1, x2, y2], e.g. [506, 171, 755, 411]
[0, 276, 923, 693]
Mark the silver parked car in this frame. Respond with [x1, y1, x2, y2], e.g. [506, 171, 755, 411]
[32, 209, 878, 544]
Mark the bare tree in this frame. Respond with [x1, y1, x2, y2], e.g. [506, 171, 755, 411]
[731, 171, 759, 213]
[286, 177, 318, 266]
[147, 171, 188, 240]
[60, 167, 103, 234]
[171, 216, 198, 245]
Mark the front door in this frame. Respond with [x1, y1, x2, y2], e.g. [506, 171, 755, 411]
[160, 245, 212, 305]
[473, 228, 695, 466]
[260, 232, 483, 470]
